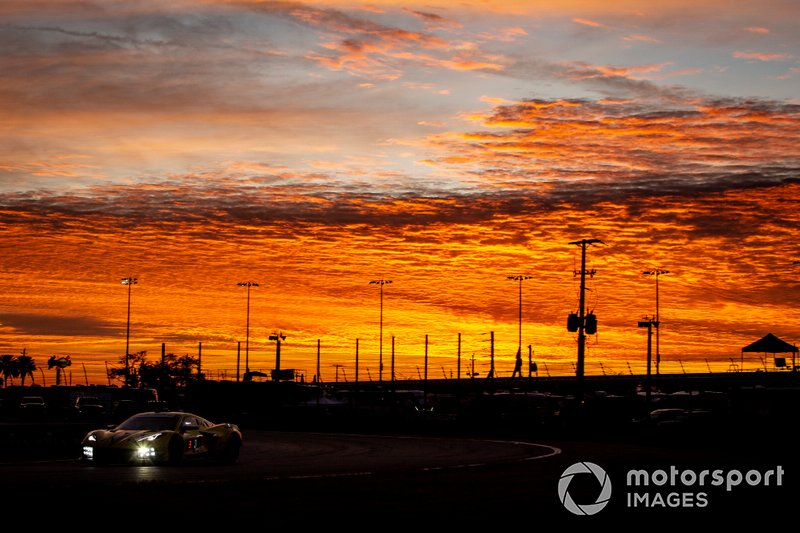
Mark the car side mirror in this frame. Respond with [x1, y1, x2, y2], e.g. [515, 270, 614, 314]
[182, 424, 199, 432]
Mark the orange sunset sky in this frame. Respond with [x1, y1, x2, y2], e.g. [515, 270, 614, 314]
[1, 0, 799, 385]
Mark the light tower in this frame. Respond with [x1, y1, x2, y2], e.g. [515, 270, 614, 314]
[237, 281, 259, 374]
[369, 279, 392, 382]
[642, 269, 669, 375]
[269, 331, 286, 377]
[121, 276, 138, 387]
[507, 275, 533, 378]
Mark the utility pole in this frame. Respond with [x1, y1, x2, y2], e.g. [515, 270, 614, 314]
[791, 261, 799, 371]
[643, 269, 669, 375]
[315, 340, 322, 407]
[316, 339, 321, 383]
[488, 331, 495, 379]
[568, 238, 604, 401]
[457, 333, 462, 383]
[528, 345, 533, 378]
[391, 336, 396, 389]
[353, 339, 359, 410]
[423, 334, 429, 409]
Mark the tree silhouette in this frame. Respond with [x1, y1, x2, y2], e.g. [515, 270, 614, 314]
[172, 354, 201, 387]
[108, 351, 201, 388]
[17, 354, 36, 386]
[107, 351, 147, 387]
[47, 355, 72, 386]
[0, 354, 19, 387]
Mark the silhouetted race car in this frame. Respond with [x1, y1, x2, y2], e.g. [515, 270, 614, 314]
[81, 411, 242, 465]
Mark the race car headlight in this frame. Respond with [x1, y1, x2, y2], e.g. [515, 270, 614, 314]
[83, 446, 94, 459]
[137, 446, 156, 458]
[87, 434, 97, 442]
[136, 432, 162, 442]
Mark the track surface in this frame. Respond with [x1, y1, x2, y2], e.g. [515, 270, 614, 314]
[2, 430, 794, 527]
[1, 430, 559, 482]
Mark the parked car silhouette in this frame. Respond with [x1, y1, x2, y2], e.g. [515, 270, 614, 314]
[74, 396, 106, 420]
[19, 396, 47, 418]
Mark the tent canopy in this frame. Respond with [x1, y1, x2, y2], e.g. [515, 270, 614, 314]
[741, 333, 798, 353]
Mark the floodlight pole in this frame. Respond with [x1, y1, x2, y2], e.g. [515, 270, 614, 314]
[237, 281, 259, 374]
[508, 275, 532, 377]
[643, 269, 669, 375]
[793, 262, 800, 372]
[121, 276, 138, 387]
[269, 332, 286, 376]
[391, 336, 396, 390]
[423, 334, 429, 409]
[369, 279, 392, 383]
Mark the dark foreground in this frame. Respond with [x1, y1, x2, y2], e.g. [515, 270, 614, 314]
[2, 424, 796, 528]
[2, 372, 798, 527]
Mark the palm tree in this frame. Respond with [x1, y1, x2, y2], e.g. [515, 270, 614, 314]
[17, 355, 37, 386]
[0, 354, 19, 387]
[47, 355, 72, 386]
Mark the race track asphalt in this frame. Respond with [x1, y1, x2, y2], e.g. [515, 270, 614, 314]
[2, 428, 795, 528]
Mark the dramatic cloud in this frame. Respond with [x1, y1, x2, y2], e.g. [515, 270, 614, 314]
[422, 96, 800, 198]
[0, 313, 118, 337]
[1, 0, 799, 383]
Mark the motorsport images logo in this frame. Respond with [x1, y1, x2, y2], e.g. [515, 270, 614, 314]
[558, 462, 612, 516]
[558, 462, 785, 515]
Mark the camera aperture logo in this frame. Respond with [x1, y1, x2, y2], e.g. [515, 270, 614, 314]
[558, 461, 785, 515]
[558, 462, 612, 516]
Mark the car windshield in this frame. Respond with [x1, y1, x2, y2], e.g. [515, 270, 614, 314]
[117, 415, 180, 431]
[78, 397, 100, 405]
[22, 397, 44, 404]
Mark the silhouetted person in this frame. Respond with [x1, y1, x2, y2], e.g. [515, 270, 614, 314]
[511, 348, 523, 378]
